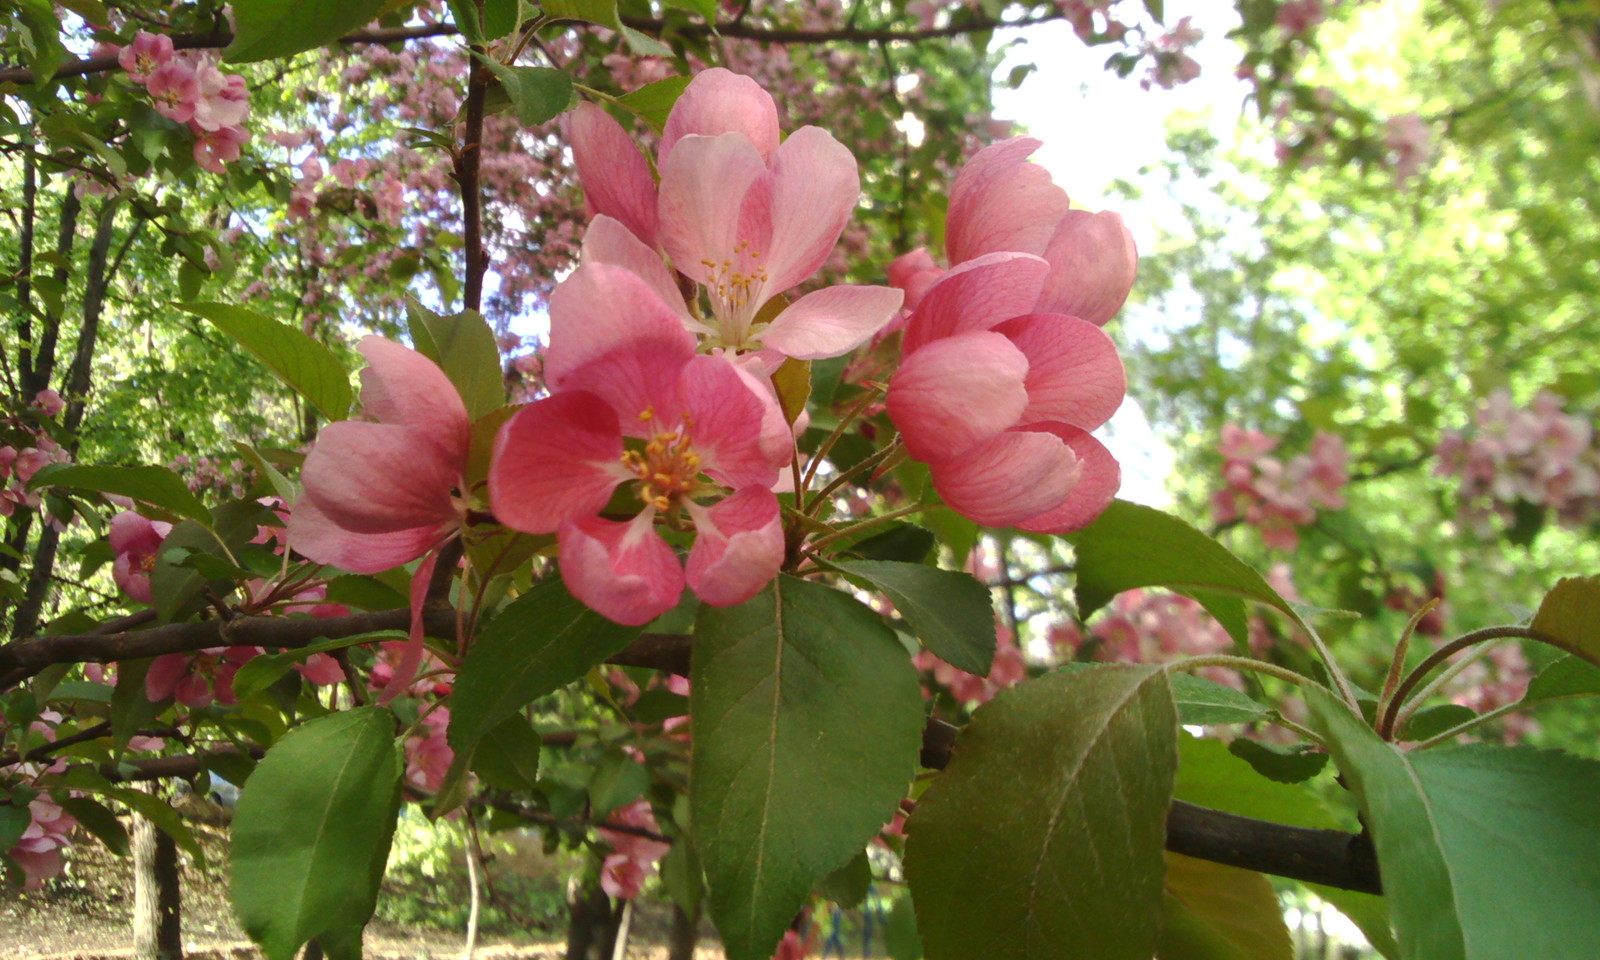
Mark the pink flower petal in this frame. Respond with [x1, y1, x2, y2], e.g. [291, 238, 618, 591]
[888, 247, 944, 314]
[901, 251, 1051, 355]
[659, 67, 780, 167]
[1036, 210, 1138, 326]
[929, 429, 1082, 529]
[109, 511, 168, 556]
[993, 314, 1126, 430]
[601, 853, 650, 900]
[680, 356, 788, 489]
[377, 549, 439, 706]
[568, 102, 660, 247]
[685, 486, 784, 607]
[759, 284, 904, 360]
[887, 332, 1029, 462]
[1014, 424, 1121, 533]
[489, 392, 630, 535]
[581, 216, 697, 328]
[558, 513, 684, 626]
[761, 126, 860, 295]
[545, 264, 696, 418]
[286, 496, 447, 574]
[299, 422, 461, 534]
[145, 653, 191, 702]
[355, 337, 471, 466]
[657, 132, 769, 297]
[945, 137, 1072, 265]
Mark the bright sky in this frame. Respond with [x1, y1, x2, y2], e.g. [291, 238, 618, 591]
[990, 6, 1254, 508]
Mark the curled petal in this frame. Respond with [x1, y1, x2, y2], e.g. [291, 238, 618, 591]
[762, 126, 860, 295]
[660, 67, 780, 167]
[685, 487, 784, 607]
[901, 251, 1051, 355]
[887, 332, 1029, 463]
[946, 137, 1072, 265]
[109, 511, 168, 556]
[1037, 210, 1139, 326]
[1015, 425, 1121, 534]
[568, 102, 660, 247]
[489, 392, 630, 535]
[300, 422, 461, 534]
[929, 430, 1082, 529]
[113, 554, 154, 604]
[356, 337, 471, 466]
[581, 216, 697, 328]
[558, 513, 685, 626]
[759, 284, 904, 360]
[680, 356, 788, 489]
[287, 495, 446, 574]
[657, 133, 768, 295]
[546, 263, 696, 391]
[993, 314, 1126, 431]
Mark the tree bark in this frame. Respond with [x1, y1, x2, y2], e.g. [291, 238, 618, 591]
[131, 814, 183, 960]
[563, 872, 620, 960]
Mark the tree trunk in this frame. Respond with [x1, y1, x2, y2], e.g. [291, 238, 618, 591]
[563, 873, 621, 960]
[131, 815, 182, 960]
[667, 903, 701, 960]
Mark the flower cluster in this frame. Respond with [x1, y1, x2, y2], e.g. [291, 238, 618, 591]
[914, 626, 1028, 705]
[598, 799, 671, 899]
[886, 138, 1135, 532]
[117, 32, 252, 174]
[1211, 425, 1349, 550]
[7, 797, 76, 888]
[1434, 389, 1600, 534]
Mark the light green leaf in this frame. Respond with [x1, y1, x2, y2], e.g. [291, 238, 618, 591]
[662, 0, 717, 19]
[182, 303, 351, 421]
[832, 559, 996, 675]
[481, 62, 575, 127]
[1530, 576, 1600, 669]
[1521, 655, 1600, 706]
[231, 708, 402, 960]
[1157, 853, 1293, 960]
[1307, 687, 1600, 960]
[406, 300, 507, 421]
[905, 664, 1177, 960]
[448, 577, 642, 756]
[226, 0, 390, 62]
[692, 576, 923, 960]
[233, 441, 297, 503]
[1168, 672, 1271, 726]
[29, 464, 209, 523]
[540, 0, 671, 54]
[1069, 500, 1307, 645]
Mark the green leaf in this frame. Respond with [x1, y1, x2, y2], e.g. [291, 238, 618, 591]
[29, 464, 209, 523]
[1169, 672, 1271, 726]
[1398, 703, 1478, 742]
[230, 631, 404, 701]
[540, 0, 671, 54]
[884, 894, 923, 960]
[233, 441, 297, 503]
[1521, 655, 1600, 706]
[1157, 853, 1293, 960]
[110, 659, 163, 753]
[771, 356, 811, 426]
[691, 576, 923, 960]
[1226, 738, 1329, 784]
[406, 300, 507, 421]
[448, 577, 643, 755]
[470, 714, 542, 792]
[226, 0, 391, 62]
[1306, 687, 1600, 960]
[662, 0, 717, 19]
[99, 787, 206, 865]
[832, 560, 995, 675]
[1143, 0, 1165, 24]
[1069, 501, 1308, 645]
[846, 524, 936, 564]
[481, 62, 575, 127]
[181, 303, 352, 421]
[615, 75, 692, 132]
[815, 850, 871, 909]
[61, 797, 131, 857]
[231, 708, 402, 960]
[588, 749, 649, 819]
[0, 803, 34, 853]
[1530, 576, 1600, 669]
[905, 664, 1177, 960]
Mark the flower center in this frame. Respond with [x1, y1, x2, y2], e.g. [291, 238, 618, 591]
[621, 414, 703, 512]
[700, 239, 770, 344]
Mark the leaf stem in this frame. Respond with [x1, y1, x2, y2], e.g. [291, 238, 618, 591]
[1164, 654, 1317, 690]
[1373, 597, 1439, 737]
[801, 386, 885, 493]
[1377, 625, 1554, 739]
[807, 503, 930, 553]
[804, 438, 901, 515]
[1411, 700, 1526, 750]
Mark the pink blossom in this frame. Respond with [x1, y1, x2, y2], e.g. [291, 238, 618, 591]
[287, 337, 470, 575]
[598, 800, 671, 899]
[30, 389, 64, 417]
[117, 31, 173, 83]
[110, 511, 173, 604]
[146, 62, 199, 123]
[9, 798, 76, 888]
[915, 625, 1027, 705]
[189, 61, 250, 133]
[404, 706, 454, 792]
[1384, 113, 1434, 186]
[489, 265, 791, 624]
[1275, 0, 1326, 35]
[194, 125, 249, 173]
[145, 646, 262, 707]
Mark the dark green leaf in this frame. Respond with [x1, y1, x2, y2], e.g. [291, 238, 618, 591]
[230, 631, 404, 701]
[470, 715, 542, 792]
[905, 664, 1177, 960]
[1522, 655, 1600, 706]
[540, 0, 671, 54]
[832, 560, 995, 675]
[481, 62, 575, 127]
[110, 659, 163, 753]
[1069, 501, 1307, 645]
[1226, 739, 1329, 784]
[231, 707, 402, 960]
[100, 787, 206, 865]
[815, 850, 871, 909]
[226, 0, 391, 62]
[1307, 687, 1600, 960]
[182, 303, 352, 421]
[846, 524, 936, 564]
[662, 0, 717, 19]
[0, 804, 32, 853]
[1398, 704, 1478, 742]
[448, 577, 642, 755]
[692, 576, 923, 960]
[30, 464, 209, 523]
[588, 749, 649, 819]
[1169, 672, 1271, 726]
[61, 797, 130, 857]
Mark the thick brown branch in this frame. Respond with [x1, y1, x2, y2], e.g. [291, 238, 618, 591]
[918, 718, 1383, 895]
